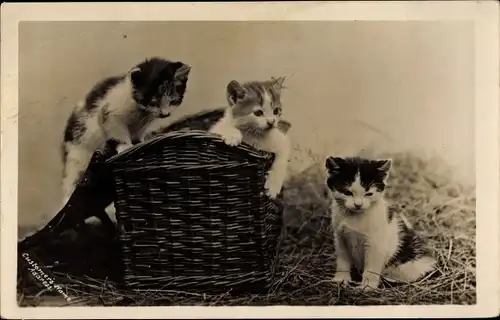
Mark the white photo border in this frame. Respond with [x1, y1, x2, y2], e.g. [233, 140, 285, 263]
[1, 1, 498, 319]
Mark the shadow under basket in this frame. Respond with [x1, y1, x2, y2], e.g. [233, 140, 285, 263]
[106, 130, 284, 294]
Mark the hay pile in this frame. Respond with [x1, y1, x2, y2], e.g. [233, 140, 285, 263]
[18, 149, 476, 306]
[278, 149, 476, 305]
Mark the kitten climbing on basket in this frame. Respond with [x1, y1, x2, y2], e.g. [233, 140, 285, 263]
[61, 57, 191, 207]
[325, 156, 436, 291]
[209, 77, 291, 199]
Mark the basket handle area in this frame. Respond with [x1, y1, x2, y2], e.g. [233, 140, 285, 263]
[105, 129, 275, 164]
[106, 107, 292, 164]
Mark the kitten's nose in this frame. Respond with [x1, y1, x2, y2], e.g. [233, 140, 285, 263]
[354, 203, 363, 210]
[159, 112, 170, 118]
[266, 119, 276, 127]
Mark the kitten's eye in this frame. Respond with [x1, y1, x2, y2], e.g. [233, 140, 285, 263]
[343, 190, 353, 196]
[254, 110, 264, 117]
[365, 192, 374, 196]
[273, 108, 281, 115]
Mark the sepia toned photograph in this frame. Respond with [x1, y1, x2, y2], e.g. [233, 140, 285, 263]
[1, 1, 498, 319]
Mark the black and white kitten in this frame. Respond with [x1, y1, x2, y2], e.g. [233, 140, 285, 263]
[325, 156, 436, 290]
[61, 57, 191, 206]
[209, 77, 291, 199]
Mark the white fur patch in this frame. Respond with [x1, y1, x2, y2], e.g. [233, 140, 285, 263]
[383, 256, 437, 282]
[331, 197, 401, 286]
[84, 216, 101, 225]
[84, 204, 117, 226]
[399, 212, 413, 229]
[62, 143, 96, 206]
[116, 143, 133, 154]
[262, 91, 273, 110]
[105, 203, 117, 223]
[350, 172, 365, 208]
[210, 108, 243, 146]
[350, 172, 363, 194]
[96, 78, 135, 116]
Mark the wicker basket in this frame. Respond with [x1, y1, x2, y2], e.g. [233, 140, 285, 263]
[105, 129, 284, 294]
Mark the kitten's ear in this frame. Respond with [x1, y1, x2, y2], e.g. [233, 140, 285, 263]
[128, 67, 142, 84]
[277, 120, 292, 134]
[174, 63, 191, 80]
[375, 159, 392, 172]
[375, 159, 392, 180]
[325, 156, 343, 173]
[271, 76, 286, 91]
[226, 80, 247, 106]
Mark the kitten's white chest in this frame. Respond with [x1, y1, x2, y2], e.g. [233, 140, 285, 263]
[339, 225, 367, 270]
[243, 128, 286, 153]
[331, 201, 392, 270]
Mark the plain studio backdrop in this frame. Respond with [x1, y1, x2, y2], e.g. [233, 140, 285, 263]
[17, 21, 474, 233]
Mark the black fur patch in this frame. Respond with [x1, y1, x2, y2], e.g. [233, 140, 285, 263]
[63, 111, 81, 143]
[325, 156, 389, 193]
[130, 57, 189, 109]
[102, 139, 121, 158]
[171, 77, 189, 106]
[245, 83, 266, 106]
[387, 220, 426, 266]
[85, 76, 124, 111]
[388, 205, 396, 222]
[158, 108, 226, 134]
[62, 111, 86, 163]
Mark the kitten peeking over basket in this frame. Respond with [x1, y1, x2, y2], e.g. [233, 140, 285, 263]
[209, 77, 291, 199]
[61, 57, 191, 205]
[325, 156, 436, 290]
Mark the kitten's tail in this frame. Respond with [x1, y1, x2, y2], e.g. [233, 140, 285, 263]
[383, 256, 437, 283]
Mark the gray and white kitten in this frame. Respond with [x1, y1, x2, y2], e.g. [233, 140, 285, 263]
[209, 77, 291, 199]
[325, 156, 436, 290]
[61, 57, 191, 207]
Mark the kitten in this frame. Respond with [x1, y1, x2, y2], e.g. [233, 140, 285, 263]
[325, 156, 436, 290]
[61, 57, 191, 207]
[209, 77, 291, 199]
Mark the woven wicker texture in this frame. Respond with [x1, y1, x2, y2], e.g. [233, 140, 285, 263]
[106, 129, 284, 293]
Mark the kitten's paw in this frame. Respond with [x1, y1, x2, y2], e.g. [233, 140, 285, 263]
[116, 143, 133, 154]
[361, 273, 381, 291]
[264, 171, 285, 199]
[332, 272, 352, 285]
[221, 130, 242, 146]
[143, 131, 158, 141]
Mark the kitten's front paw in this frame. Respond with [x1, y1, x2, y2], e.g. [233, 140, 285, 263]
[143, 131, 158, 142]
[264, 170, 285, 199]
[361, 273, 381, 291]
[221, 130, 242, 146]
[116, 143, 133, 154]
[332, 272, 352, 284]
